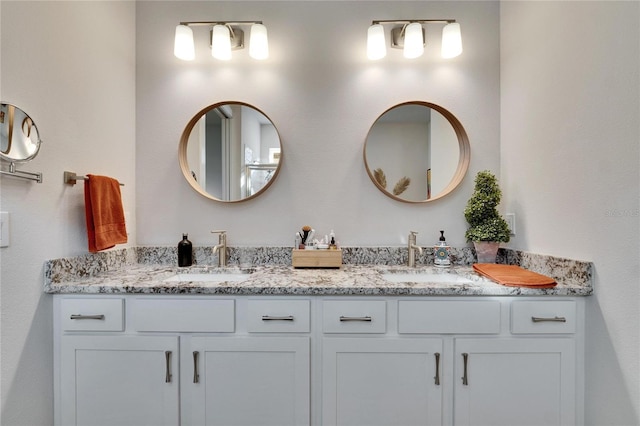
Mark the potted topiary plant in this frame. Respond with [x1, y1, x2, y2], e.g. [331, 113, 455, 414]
[464, 170, 511, 263]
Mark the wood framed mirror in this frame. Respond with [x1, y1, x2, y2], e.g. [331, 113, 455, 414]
[364, 101, 470, 203]
[179, 102, 282, 202]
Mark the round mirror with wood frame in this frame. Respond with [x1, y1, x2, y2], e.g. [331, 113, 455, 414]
[363, 101, 470, 203]
[179, 101, 282, 203]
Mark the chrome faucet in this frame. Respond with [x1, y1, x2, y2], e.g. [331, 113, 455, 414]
[211, 230, 227, 267]
[408, 231, 423, 267]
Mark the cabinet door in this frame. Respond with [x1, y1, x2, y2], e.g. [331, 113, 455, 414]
[60, 335, 179, 426]
[322, 338, 443, 426]
[188, 336, 310, 426]
[454, 338, 576, 426]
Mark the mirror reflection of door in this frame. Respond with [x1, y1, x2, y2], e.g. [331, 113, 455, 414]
[181, 102, 282, 202]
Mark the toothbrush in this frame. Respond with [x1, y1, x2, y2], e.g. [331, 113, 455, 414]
[301, 225, 312, 244]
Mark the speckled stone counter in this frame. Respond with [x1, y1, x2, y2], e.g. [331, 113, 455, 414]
[44, 246, 593, 296]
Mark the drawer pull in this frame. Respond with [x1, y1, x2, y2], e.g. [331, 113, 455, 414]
[339, 316, 372, 322]
[70, 314, 105, 320]
[532, 316, 567, 323]
[462, 353, 469, 386]
[434, 352, 441, 386]
[261, 315, 295, 321]
[193, 351, 199, 384]
[165, 351, 172, 383]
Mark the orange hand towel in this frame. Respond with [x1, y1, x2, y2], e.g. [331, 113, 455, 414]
[84, 174, 127, 253]
[473, 264, 557, 288]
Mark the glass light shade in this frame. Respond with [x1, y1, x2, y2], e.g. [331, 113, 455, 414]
[367, 24, 386, 60]
[174, 25, 195, 60]
[403, 23, 424, 59]
[249, 24, 269, 60]
[441, 22, 463, 58]
[212, 25, 232, 60]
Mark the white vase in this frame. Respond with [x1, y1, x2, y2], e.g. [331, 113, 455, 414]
[473, 241, 500, 263]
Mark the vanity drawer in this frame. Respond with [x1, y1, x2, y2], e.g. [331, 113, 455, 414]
[132, 298, 235, 332]
[323, 300, 386, 333]
[60, 298, 124, 332]
[398, 300, 501, 334]
[247, 300, 311, 333]
[511, 301, 576, 334]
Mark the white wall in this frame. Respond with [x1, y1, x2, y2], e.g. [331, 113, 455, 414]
[501, 2, 640, 425]
[135, 1, 500, 248]
[0, 2, 136, 424]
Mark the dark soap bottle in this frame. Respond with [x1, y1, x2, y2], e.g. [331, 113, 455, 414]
[178, 233, 193, 267]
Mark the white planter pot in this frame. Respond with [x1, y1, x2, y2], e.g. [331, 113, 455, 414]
[473, 241, 500, 263]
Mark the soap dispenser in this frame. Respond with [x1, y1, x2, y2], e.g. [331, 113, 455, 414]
[434, 230, 451, 267]
[178, 233, 193, 267]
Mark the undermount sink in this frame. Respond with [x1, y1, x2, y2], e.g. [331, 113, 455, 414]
[163, 270, 253, 283]
[381, 271, 473, 284]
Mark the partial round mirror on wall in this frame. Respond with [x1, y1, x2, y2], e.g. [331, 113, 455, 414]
[179, 102, 282, 202]
[0, 103, 42, 162]
[363, 101, 470, 203]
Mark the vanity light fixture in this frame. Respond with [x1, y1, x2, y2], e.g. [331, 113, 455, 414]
[174, 21, 269, 61]
[366, 20, 462, 60]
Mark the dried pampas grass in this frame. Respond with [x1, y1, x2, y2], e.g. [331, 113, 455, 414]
[393, 177, 411, 195]
[373, 168, 387, 188]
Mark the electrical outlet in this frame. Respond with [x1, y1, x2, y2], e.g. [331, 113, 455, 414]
[506, 213, 516, 236]
[0, 212, 9, 247]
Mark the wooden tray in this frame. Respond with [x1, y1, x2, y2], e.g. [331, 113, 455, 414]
[292, 249, 342, 268]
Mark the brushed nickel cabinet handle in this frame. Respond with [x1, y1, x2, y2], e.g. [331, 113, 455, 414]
[70, 314, 105, 320]
[261, 315, 295, 321]
[193, 351, 199, 384]
[339, 316, 372, 322]
[165, 351, 172, 383]
[462, 353, 469, 386]
[434, 352, 441, 386]
[532, 316, 567, 323]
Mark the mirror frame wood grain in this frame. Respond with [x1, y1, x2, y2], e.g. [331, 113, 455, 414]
[363, 101, 470, 203]
[179, 101, 282, 203]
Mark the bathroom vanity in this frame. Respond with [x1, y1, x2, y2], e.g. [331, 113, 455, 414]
[54, 294, 582, 426]
[48, 249, 591, 426]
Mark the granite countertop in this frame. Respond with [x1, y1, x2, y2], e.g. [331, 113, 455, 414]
[44, 247, 593, 297]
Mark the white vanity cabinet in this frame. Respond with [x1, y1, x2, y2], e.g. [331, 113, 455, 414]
[451, 300, 579, 426]
[321, 300, 443, 426]
[322, 337, 443, 426]
[322, 298, 583, 426]
[60, 334, 180, 426]
[57, 298, 180, 425]
[453, 338, 575, 426]
[54, 296, 311, 426]
[186, 336, 309, 426]
[54, 294, 583, 426]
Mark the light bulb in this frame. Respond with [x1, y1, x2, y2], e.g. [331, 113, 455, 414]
[367, 24, 386, 60]
[441, 22, 462, 58]
[211, 25, 232, 60]
[403, 23, 424, 59]
[174, 25, 195, 60]
[249, 24, 269, 60]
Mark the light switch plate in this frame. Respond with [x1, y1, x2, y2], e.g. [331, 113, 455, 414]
[0, 212, 9, 247]
[506, 213, 516, 236]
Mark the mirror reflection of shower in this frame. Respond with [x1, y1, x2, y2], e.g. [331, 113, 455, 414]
[183, 102, 281, 202]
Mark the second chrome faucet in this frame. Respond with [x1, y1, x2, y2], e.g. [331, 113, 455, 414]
[408, 231, 423, 267]
[211, 230, 227, 267]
